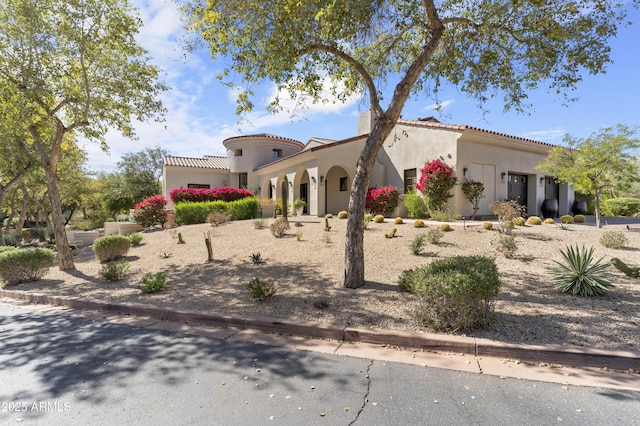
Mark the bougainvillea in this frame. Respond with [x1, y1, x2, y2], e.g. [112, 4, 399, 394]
[132, 195, 168, 228]
[169, 187, 254, 204]
[366, 186, 399, 216]
[415, 159, 457, 212]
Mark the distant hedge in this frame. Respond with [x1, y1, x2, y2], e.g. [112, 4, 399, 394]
[169, 187, 254, 204]
[601, 198, 640, 217]
[174, 197, 259, 225]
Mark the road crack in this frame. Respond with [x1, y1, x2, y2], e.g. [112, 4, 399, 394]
[349, 359, 374, 425]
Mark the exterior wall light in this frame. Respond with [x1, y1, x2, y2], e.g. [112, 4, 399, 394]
[540, 177, 544, 185]
[501, 172, 506, 182]
[320, 175, 324, 184]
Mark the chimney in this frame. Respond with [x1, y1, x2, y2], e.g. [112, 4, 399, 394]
[357, 110, 378, 135]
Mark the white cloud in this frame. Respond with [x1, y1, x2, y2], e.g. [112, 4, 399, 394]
[424, 99, 455, 111]
[521, 129, 566, 143]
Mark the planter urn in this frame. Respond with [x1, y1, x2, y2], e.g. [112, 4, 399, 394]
[541, 198, 559, 219]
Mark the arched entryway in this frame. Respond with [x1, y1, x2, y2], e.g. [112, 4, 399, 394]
[325, 166, 351, 215]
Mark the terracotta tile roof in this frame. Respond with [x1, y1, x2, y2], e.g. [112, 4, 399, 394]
[223, 133, 303, 145]
[164, 155, 228, 169]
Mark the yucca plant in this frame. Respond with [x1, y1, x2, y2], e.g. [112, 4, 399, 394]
[550, 245, 614, 296]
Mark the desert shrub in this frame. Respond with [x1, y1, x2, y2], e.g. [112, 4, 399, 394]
[128, 232, 144, 246]
[413, 219, 425, 228]
[426, 228, 444, 244]
[270, 217, 290, 238]
[174, 201, 226, 225]
[398, 256, 501, 331]
[100, 260, 130, 282]
[574, 214, 586, 223]
[403, 191, 427, 218]
[599, 231, 628, 249]
[338, 210, 348, 219]
[0, 246, 17, 254]
[601, 197, 640, 217]
[247, 277, 276, 301]
[543, 218, 555, 224]
[482, 222, 493, 230]
[394, 217, 404, 224]
[139, 272, 170, 293]
[2, 234, 17, 246]
[170, 187, 254, 204]
[550, 245, 614, 296]
[366, 186, 399, 216]
[560, 215, 574, 224]
[93, 235, 131, 263]
[295, 230, 303, 241]
[410, 234, 427, 255]
[294, 221, 303, 227]
[373, 214, 385, 223]
[253, 219, 266, 229]
[207, 212, 232, 226]
[439, 223, 451, 232]
[430, 210, 461, 222]
[490, 200, 525, 231]
[249, 252, 264, 265]
[494, 235, 518, 258]
[132, 195, 168, 229]
[415, 159, 457, 212]
[325, 214, 333, 219]
[526, 216, 542, 225]
[0, 248, 54, 286]
[512, 217, 526, 226]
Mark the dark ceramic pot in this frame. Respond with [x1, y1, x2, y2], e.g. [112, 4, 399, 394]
[572, 200, 588, 216]
[541, 198, 559, 219]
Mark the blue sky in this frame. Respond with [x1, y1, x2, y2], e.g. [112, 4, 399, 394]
[84, 0, 640, 172]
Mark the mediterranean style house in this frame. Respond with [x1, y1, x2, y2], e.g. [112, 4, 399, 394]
[162, 111, 573, 218]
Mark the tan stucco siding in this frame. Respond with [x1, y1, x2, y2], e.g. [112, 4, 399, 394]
[163, 166, 229, 208]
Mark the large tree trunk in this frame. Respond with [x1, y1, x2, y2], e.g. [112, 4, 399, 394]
[14, 183, 30, 239]
[343, 115, 397, 288]
[44, 165, 74, 270]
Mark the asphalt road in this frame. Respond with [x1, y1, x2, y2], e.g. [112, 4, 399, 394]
[0, 302, 638, 425]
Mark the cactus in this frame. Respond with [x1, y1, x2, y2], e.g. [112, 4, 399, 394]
[281, 180, 288, 221]
[204, 231, 213, 262]
[611, 257, 640, 278]
[177, 232, 185, 244]
[385, 228, 397, 238]
[324, 217, 331, 231]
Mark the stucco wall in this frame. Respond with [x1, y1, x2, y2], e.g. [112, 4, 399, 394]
[163, 166, 229, 208]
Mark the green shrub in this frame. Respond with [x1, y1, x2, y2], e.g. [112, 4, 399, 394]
[325, 214, 333, 219]
[247, 277, 276, 301]
[394, 217, 404, 224]
[550, 245, 614, 296]
[128, 232, 144, 246]
[338, 211, 348, 219]
[482, 222, 493, 230]
[544, 218, 555, 224]
[226, 197, 259, 220]
[512, 217, 526, 226]
[270, 217, 289, 238]
[253, 218, 266, 229]
[410, 234, 427, 255]
[0, 246, 17, 254]
[0, 248, 55, 286]
[174, 201, 225, 225]
[601, 197, 640, 217]
[93, 235, 132, 263]
[100, 260, 130, 282]
[426, 228, 444, 244]
[430, 210, 461, 222]
[398, 256, 501, 331]
[439, 223, 451, 232]
[2, 234, 18, 246]
[599, 231, 628, 249]
[574, 214, 586, 223]
[139, 272, 169, 293]
[413, 219, 425, 228]
[403, 192, 427, 218]
[373, 214, 385, 223]
[526, 216, 542, 225]
[294, 221, 303, 227]
[560, 215, 574, 224]
[494, 235, 518, 258]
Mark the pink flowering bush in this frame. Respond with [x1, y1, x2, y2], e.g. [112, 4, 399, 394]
[366, 186, 399, 216]
[132, 195, 168, 228]
[415, 159, 457, 212]
[169, 187, 254, 204]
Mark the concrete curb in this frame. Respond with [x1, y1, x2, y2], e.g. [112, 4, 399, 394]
[2, 289, 638, 371]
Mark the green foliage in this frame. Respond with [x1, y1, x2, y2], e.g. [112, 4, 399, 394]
[384, 228, 397, 238]
[410, 234, 427, 255]
[373, 214, 385, 223]
[253, 218, 266, 229]
[426, 228, 444, 244]
[0, 246, 17, 254]
[128, 232, 144, 246]
[92, 235, 131, 263]
[132, 195, 168, 229]
[250, 252, 264, 265]
[294, 221, 303, 227]
[482, 222, 493, 230]
[398, 256, 501, 331]
[99, 260, 130, 282]
[461, 181, 485, 219]
[403, 191, 427, 218]
[416, 159, 457, 212]
[270, 217, 289, 238]
[394, 217, 403, 224]
[413, 219, 425, 228]
[338, 210, 348, 219]
[247, 277, 276, 301]
[116, 146, 169, 202]
[560, 215, 574, 224]
[601, 198, 640, 216]
[494, 235, 518, 259]
[430, 210, 460, 222]
[550, 245, 614, 296]
[174, 198, 259, 225]
[526, 216, 542, 225]
[610, 258, 640, 278]
[0, 248, 54, 286]
[139, 272, 170, 293]
[366, 186, 399, 215]
[226, 197, 259, 220]
[574, 214, 586, 223]
[599, 231, 628, 249]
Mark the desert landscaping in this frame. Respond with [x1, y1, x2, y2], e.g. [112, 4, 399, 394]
[8, 216, 640, 354]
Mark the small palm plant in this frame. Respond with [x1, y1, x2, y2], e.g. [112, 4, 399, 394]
[550, 245, 614, 296]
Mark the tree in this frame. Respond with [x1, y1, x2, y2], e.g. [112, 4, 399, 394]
[117, 146, 169, 202]
[184, 0, 636, 288]
[0, 0, 166, 270]
[537, 125, 640, 228]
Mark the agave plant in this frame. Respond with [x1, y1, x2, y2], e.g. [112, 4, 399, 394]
[550, 245, 614, 296]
